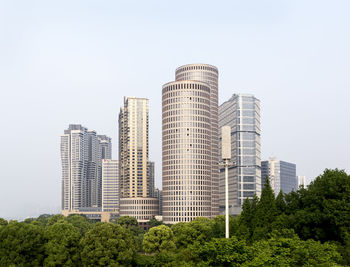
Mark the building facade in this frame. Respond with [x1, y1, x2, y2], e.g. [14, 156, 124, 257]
[297, 175, 306, 188]
[162, 78, 213, 224]
[102, 159, 119, 212]
[154, 188, 163, 215]
[261, 158, 297, 195]
[147, 161, 155, 197]
[61, 124, 88, 210]
[218, 94, 261, 215]
[118, 97, 158, 222]
[175, 64, 219, 217]
[61, 124, 111, 211]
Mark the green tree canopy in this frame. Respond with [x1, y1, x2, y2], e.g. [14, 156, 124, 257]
[80, 223, 136, 266]
[0, 218, 7, 227]
[0, 221, 45, 266]
[143, 225, 176, 253]
[192, 236, 251, 266]
[288, 169, 350, 243]
[44, 221, 81, 266]
[116, 216, 138, 228]
[171, 217, 214, 248]
[66, 214, 93, 235]
[244, 230, 342, 266]
[46, 214, 66, 226]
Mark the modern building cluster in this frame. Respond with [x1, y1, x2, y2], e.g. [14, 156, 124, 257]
[60, 63, 306, 222]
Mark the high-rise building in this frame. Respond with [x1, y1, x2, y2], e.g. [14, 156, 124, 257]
[98, 135, 112, 159]
[147, 161, 155, 197]
[61, 124, 88, 210]
[119, 97, 158, 222]
[163, 64, 218, 223]
[297, 175, 306, 188]
[61, 124, 111, 211]
[175, 64, 219, 217]
[218, 94, 261, 215]
[261, 158, 297, 195]
[154, 188, 163, 216]
[102, 159, 119, 212]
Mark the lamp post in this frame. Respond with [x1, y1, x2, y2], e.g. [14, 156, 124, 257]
[221, 126, 231, 238]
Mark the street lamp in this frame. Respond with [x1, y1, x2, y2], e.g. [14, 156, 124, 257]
[221, 126, 231, 238]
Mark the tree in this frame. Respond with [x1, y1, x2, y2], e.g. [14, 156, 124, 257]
[0, 221, 45, 266]
[44, 221, 81, 266]
[289, 169, 350, 243]
[244, 230, 342, 266]
[80, 223, 136, 266]
[46, 214, 66, 226]
[0, 218, 7, 227]
[192, 237, 251, 266]
[116, 216, 138, 228]
[66, 214, 93, 235]
[238, 195, 258, 240]
[148, 217, 163, 228]
[211, 215, 239, 238]
[143, 225, 176, 253]
[171, 217, 214, 248]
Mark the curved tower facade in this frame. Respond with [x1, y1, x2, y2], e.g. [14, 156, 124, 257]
[175, 64, 219, 217]
[162, 80, 212, 223]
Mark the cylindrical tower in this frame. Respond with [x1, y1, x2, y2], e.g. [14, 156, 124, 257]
[162, 80, 212, 223]
[175, 64, 219, 217]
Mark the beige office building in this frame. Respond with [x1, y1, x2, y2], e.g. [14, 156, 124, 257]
[162, 77, 214, 223]
[119, 97, 158, 222]
[175, 64, 219, 217]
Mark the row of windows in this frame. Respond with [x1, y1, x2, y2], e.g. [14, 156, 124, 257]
[162, 83, 210, 94]
[163, 121, 210, 130]
[165, 215, 211, 222]
[167, 205, 210, 211]
[163, 170, 210, 175]
[163, 179, 211, 186]
[163, 103, 210, 112]
[176, 65, 218, 73]
[163, 108, 210, 117]
[163, 116, 210, 124]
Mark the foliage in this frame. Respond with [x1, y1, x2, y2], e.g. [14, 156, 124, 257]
[44, 221, 81, 266]
[286, 169, 350, 244]
[0, 218, 8, 226]
[1, 169, 350, 265]
[46, 214, 66, 226]
[143, 225, 175, 253]
[171, 217, 214, 248]
[148, 216, 163, 228]
[66, 214, 93, 235]
[80, 223, 136, 266]
[244, 231, 342, 266]
[0, 221, 45, 266]
[191, 236, 251, 266]
[117, 216, 138, 228]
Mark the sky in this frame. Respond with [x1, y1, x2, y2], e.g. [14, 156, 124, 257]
[0, 0, 349, 220]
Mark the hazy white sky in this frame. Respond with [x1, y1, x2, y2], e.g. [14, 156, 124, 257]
[1, 0, 349, 219]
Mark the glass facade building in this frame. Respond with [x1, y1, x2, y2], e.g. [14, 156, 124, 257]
[261, 158, 297, 195]
[218, 94, 261, 215]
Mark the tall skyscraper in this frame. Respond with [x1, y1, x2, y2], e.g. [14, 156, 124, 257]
[61, 124, 88, 210]
[61, 124, 111, 211]
[162, 63, 219, 224]
[261, 158, 297, 195]
[218, 94, 261, 215]
[102, 159, 119, 212]
[119, 97, 158, 221]
[175, 64, 219, 217]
